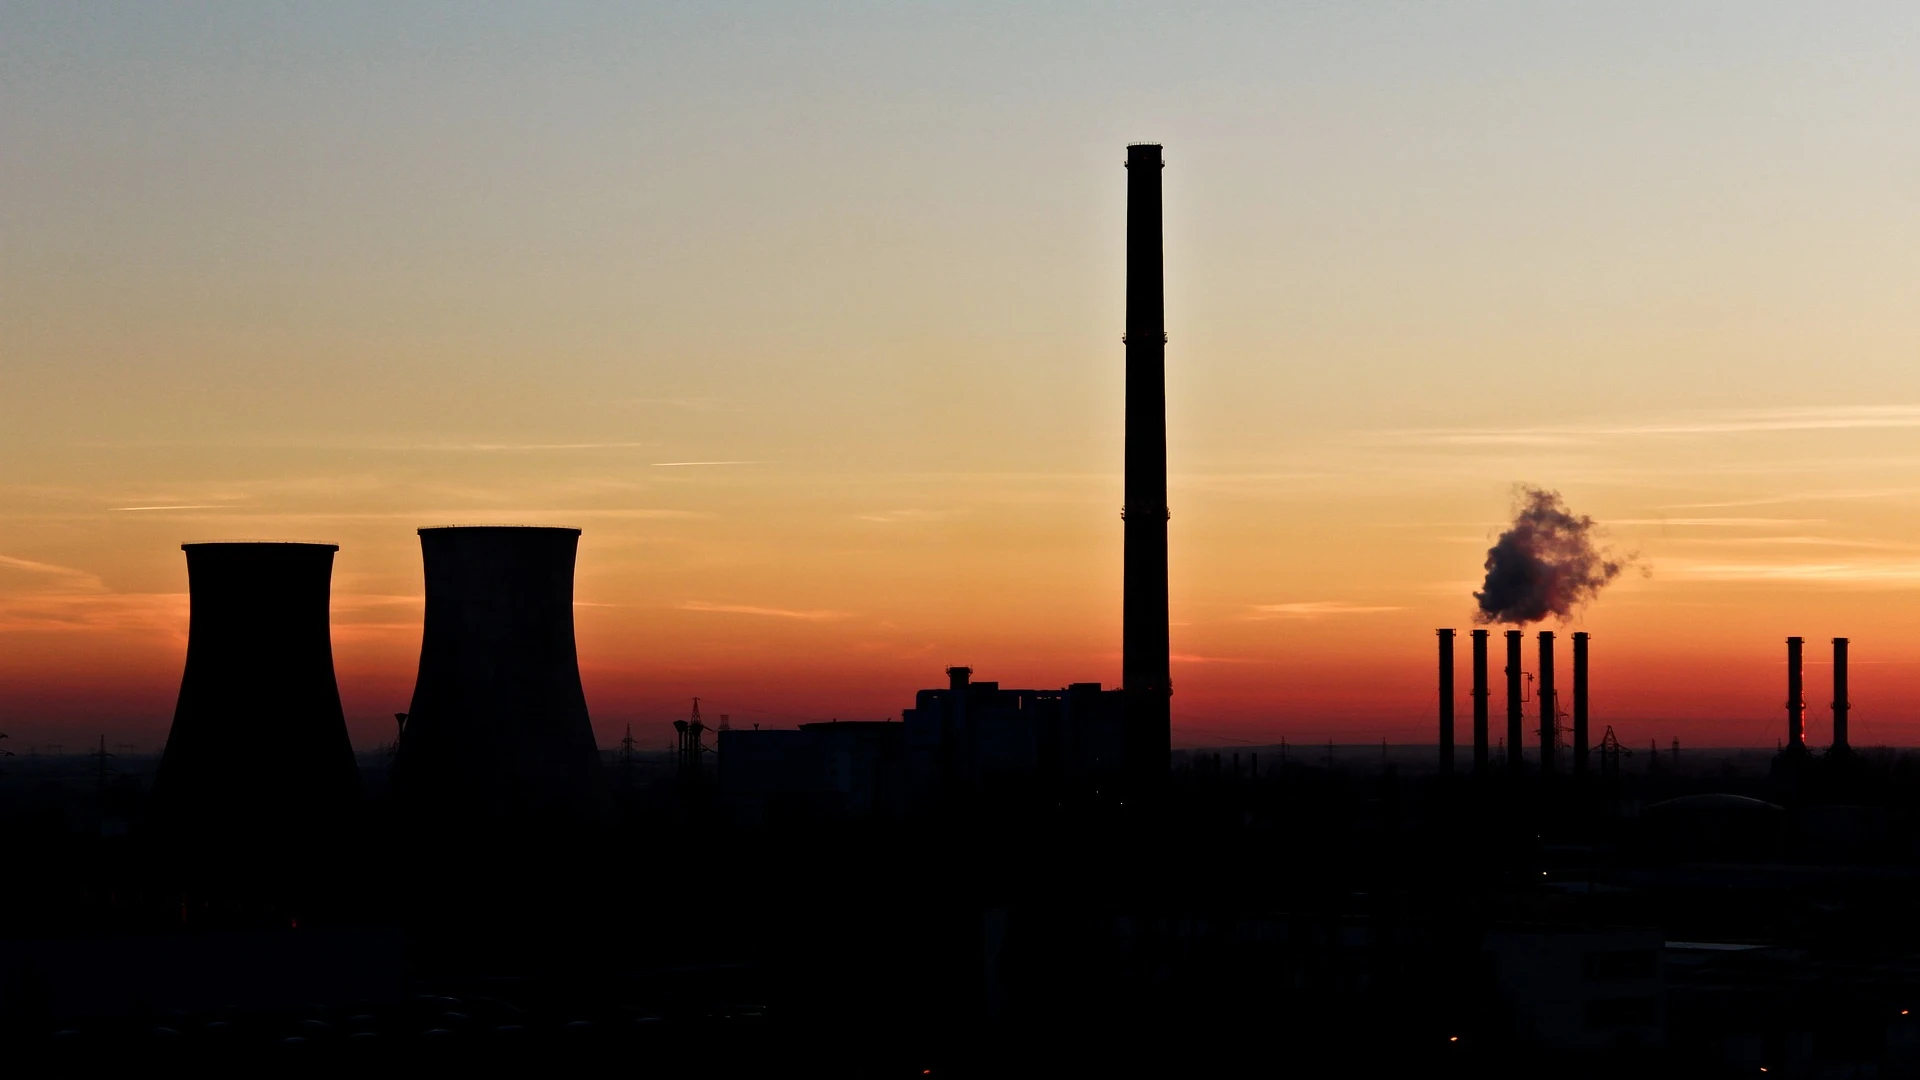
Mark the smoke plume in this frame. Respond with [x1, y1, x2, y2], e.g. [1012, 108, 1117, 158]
[1474, 486, 1625, 625]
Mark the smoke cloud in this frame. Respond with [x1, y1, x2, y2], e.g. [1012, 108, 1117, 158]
[1474, 486, 1626, 625]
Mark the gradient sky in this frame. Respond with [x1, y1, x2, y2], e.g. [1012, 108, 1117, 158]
[6, 2, 1920, 751]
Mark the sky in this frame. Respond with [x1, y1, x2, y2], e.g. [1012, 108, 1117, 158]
[5, 2, 1920, 751]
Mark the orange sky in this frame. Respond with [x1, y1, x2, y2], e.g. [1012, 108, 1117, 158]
[6, 4, 1920, 750]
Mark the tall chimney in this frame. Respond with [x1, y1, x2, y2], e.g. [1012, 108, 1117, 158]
[1785, 636, 1806, 753]
[1471, 629, 1490, 774]
[1831, 637, 1850, 753]
[150, 543, 362, 846]
[1505, 630, 1524, 773]
[1572, 632, 1590, 776]
[1537, 631, 1556, 774]
[1123, 143, 1171, 791]
[1437, 629, 1456, 775]
[390, 526, 604, 829]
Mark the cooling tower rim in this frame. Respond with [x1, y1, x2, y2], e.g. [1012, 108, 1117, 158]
[417, 524, 582, 536]
[181, 541, 339, 552]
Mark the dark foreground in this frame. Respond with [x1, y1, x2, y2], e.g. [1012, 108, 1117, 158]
[7, 747, 1920, 1077]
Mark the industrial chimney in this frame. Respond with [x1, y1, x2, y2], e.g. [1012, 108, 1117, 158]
[1470, 629, 1489, 774]
[1122, 142, 1172, 791]
[1831, 637, 1851, 754]
[1785, 636, 1807, 755]
[389, 527, 603, 828]
[1572, 632, 1590, 776]
[1437, 629, 1456, 775]
[150, 543, 362, 845]
[1537, 631, 1556, 774]
[1505, 630, 1524, 774]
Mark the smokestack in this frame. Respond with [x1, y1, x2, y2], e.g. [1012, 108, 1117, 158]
[1123, 143, 1171, 791]
[1786, 636, 1806, 753]
[1537, 632, 1556, 774]
[390, 527, 603, 828]
[150, 543, 362, 845]
[1472, 629, 1490, 774]
[1437, 630, 1456, 775]
[1505, 630, 1524, 773]
[1572, 632, 1590, 776]
[1831, 637, 1850, 753]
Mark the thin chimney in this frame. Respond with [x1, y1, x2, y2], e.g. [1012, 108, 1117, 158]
[1471, 629, 1490, 774]
[1122, 143, 1171, 791]
[1572, 632, 1590, 777]
[1786, 636, 1806, 753]
[1831, 637, 1850, 754]
[1437, 629, 1456, 776]
[1505, 630, 1524, 774]
[1537, 631, 1556, 775]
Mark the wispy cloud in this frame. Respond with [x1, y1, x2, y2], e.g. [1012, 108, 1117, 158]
[678, 600, 847, 620]
[1249, 601, 1406, 620]
[1610, 518, 1826, 527]
[1659, 488, 1920, 510]
[1171, 653, 1268, 664]
[0, 592, 185, 634]
[1384, 405, 1920, 447]
[855, 508, 963, 524]
[651, 461, 763, 468]
[1671, 536, 1916, 550]
[0, 554, 103, 586]
[112, 504, 231, 512]
[627, 396, 723, 411]
[1664, 560, 1920, 584]
[416, 442, 659, 452]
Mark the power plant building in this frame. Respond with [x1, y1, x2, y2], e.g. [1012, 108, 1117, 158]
[901, 667, 1125, 804]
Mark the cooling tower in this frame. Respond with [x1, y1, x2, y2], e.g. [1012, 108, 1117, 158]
[150, 543, 362, 842]
[389, 526, 603, 826]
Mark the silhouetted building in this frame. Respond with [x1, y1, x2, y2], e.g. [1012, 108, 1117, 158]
[388, 526, 603, 829]
[717, 720, 904, 824]
[1123, 142, 1172, 792]
[149, 542, 362, 844]
[1484, 927, 1666, 1052]
[902, 667, 1124, 805]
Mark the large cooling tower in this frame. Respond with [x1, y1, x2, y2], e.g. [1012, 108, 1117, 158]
[389, 526, 603, 826]
[150, 542, 362, 842]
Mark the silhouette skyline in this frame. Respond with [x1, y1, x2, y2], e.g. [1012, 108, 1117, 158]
[9, 10, 1920, 1066]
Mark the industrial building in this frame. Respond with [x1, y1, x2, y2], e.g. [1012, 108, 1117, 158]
[713, 667, 1125, 821]
[901, 667, 1124, 803]
[717, 720, 904, 825]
